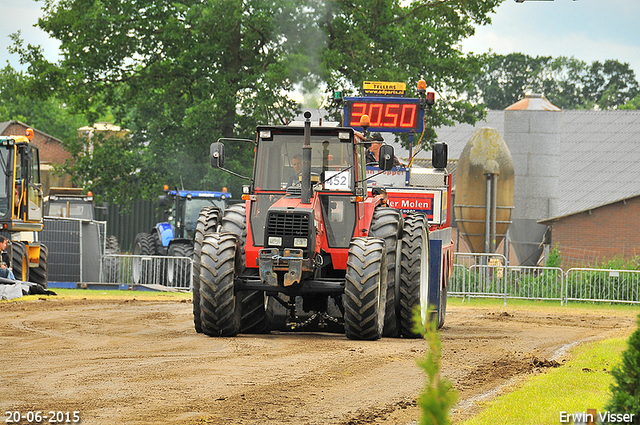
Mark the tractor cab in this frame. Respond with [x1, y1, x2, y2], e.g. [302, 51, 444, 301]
[44, 187, 96, 220]
[211, 115, 395, 263]
[157, 189, 230, 244]
[250, 125, 365, 249]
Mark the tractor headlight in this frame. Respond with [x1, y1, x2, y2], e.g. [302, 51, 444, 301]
[293, 238, 307, 248]
[268, 236, 282, 246]
[338, 131, 351, 140]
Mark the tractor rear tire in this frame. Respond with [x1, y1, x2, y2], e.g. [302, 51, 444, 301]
[369, 207, 402, 337]
[193, 206, 222, 333]
[167, 243, 193, 288]
[399, 213, 431, 338]
[11, 241, 29, 282]
[133, 233, 156, 284]
[220, 203, 271, 334]
[240, 290, 273, 334]
[199, 233, 241, 337]
[344, 237, 387, 341]
[30, 244, 48, 287]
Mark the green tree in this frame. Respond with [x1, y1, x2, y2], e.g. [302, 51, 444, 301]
[607, 314, 640, 419]
[320, 0, 501, 138]
[469, 53, 639, 110]
[620, 94, 640, 110]
[0, 62, 86, 142]
[12, 0, 503, 203]
[583, 60, 639, 110]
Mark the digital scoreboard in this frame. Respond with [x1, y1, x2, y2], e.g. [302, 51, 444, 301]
[343, 97, 424, 133]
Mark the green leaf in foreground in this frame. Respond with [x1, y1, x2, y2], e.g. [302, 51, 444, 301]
[414, 307, 458, 425]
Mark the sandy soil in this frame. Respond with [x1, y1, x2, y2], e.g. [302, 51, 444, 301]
[1, 296, 636, 425]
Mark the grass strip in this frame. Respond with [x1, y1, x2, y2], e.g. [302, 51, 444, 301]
[460, 336, 629, 424]
[1, 287, 192, 303]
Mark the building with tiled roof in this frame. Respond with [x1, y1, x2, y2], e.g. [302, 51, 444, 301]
[0, 120, 72, 194]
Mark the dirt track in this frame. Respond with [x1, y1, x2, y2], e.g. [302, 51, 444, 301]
[1, 296, 636, 425]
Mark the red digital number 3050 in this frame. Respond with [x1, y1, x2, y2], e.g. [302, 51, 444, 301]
[348, 102, 418, 129]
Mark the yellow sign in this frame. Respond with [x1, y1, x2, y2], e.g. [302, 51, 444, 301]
[363, 81, 406, 96]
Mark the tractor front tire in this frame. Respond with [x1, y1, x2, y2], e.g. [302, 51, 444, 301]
[192, 206, 222, 333]
[133, 233, 156, 284]
[167, 242, 194, 288]
[369, 207, 403, 337]
[344, 237, 387, 341]
[220, 203, 271, 334]
[399, 213, 431, 338]
[199, 233, 242, 337]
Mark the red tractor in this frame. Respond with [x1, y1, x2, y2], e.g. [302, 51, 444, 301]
[195, 112, 447, 340]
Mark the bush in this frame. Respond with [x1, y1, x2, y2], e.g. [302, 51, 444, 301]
[545, 245, 562, 268]
[606, 313, 640, 419]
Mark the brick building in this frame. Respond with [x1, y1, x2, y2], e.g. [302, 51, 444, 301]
[540, 196, 640, 269]
[0, 120, 72, 194]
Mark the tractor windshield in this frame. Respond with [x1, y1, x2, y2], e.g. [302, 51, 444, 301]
[46, 200, 94, 219]
[0, 146, 11, 219]
[182, 197, 226, 236]
[253, 132, 355, 192]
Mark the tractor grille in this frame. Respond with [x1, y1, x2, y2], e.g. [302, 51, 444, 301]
[267, 212, 310, 237]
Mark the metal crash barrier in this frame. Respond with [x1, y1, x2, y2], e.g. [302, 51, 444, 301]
[564, 268, 640, 305]
[40, 217, 107, 283]
[451, 253, 639, 305]
[100, 254, 193, 289]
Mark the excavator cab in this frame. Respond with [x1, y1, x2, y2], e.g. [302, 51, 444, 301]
[0, 131, 43, 231]
[0, 129, 47, 284]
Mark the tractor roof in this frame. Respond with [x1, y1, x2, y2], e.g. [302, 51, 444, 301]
[168, 190, 231, 199]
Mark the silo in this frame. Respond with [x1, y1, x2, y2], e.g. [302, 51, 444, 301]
[503, 93, 561, 266]
[455, 127, 514, 254]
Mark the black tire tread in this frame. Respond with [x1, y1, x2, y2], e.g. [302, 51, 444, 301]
[133, 233, 155, 255]
[193, 206, 222, 333]
[369, 207, 402, 337]
[344, 237, 387, 341]
[103, 236, 120, 283]
[399, 213, 429, 338]
[220, 203, 270, 334]
[199, 233, 241, 337]
[11, 241, 29, 282]
[168, 242, 194, 287]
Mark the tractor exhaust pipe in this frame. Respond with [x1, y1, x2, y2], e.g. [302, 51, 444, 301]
[302, 111, 312, 204]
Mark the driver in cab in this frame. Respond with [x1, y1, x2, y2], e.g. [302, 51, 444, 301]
[287, 154, 303, 187]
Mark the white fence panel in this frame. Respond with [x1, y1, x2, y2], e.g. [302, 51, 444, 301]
[451, 252, 638, 305]
[564, 268, 640, 305]
[504, 266, 563, 302]
[100, 254, 193, 289]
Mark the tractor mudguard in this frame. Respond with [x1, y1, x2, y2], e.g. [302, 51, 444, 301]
[156, 222, 174, 247]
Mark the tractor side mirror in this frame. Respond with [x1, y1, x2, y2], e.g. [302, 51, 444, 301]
[378, 145, 395, 171]
[210, 142, 225, 169]
[432, 142, 448, 169]
[158, 195, 168, 207]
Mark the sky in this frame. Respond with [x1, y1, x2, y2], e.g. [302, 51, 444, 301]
[1, 0, 639, 79]
[461, 0, 640, 76]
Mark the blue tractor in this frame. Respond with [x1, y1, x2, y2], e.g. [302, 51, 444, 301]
[133, 188, 231, 286]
